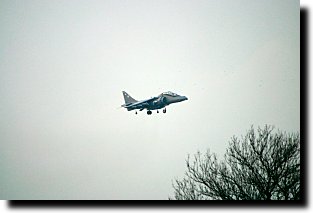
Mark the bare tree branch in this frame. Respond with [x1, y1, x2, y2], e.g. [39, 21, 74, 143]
[171, 125, 300, 200]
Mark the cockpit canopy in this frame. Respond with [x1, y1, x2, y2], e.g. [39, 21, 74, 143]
[161, 91, 179, 97]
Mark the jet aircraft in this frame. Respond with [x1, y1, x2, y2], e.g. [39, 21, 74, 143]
[121, 91, 188, 115]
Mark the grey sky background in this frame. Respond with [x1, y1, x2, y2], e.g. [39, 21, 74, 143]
[0, 0, 299, 199]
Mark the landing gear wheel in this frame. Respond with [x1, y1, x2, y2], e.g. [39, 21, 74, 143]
[157, 110, 159, 113]
[163, 108, 166, 113]
[147, 110, 152, 115]
[135, 111, 137, 114]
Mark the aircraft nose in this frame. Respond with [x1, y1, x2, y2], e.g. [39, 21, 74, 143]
[182, 96, 188, 101]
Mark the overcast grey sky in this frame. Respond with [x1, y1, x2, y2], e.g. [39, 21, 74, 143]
[0, 0, 299, 199]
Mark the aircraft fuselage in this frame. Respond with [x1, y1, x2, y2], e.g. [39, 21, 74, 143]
[121, 91, 188, 114]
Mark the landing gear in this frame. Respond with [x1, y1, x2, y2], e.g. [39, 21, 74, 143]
[157, 110, 159, 113]
[147, 110, 152, 115]
[163, 108, 166, 113]
[135, 111, 137, 114]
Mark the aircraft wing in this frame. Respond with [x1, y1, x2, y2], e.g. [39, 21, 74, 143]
[125, 97, 157, 109]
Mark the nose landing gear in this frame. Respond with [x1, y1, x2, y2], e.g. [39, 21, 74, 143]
[163, 108, 166, 113]
[147, 110, 152, 115]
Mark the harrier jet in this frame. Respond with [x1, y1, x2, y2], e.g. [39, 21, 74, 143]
[121, 91, 188, 115]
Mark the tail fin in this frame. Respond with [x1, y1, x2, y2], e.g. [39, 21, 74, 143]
[122, 91, 138, 104]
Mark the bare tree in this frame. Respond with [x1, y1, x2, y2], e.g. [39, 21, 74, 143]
[171, 125, 300, 200]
